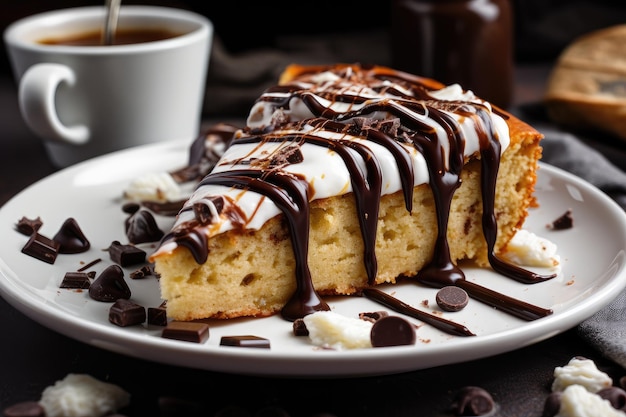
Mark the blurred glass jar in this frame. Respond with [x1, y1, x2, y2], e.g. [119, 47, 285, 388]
[391, 0, 513, 109]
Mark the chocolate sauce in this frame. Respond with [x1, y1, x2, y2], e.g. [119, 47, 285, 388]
[159, 65, 554, 328]
[362, 288, 475, 337]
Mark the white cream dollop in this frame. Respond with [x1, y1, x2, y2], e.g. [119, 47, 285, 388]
[39, 373, 130, 417]
[123, 171, 181, 202]
[556, 384, 626, 417]
[552, 357, 613, 393]
[302, 311, 373, 350]
[503, 229, 560, 269]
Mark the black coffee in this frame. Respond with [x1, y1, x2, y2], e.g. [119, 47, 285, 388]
[38, 27, 182, 46]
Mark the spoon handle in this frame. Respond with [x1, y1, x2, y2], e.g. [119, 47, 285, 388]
[103, 0, 121, 45]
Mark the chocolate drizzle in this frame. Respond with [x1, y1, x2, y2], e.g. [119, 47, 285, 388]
[199, 169, 329, 321]
[157, 64, 555, 327]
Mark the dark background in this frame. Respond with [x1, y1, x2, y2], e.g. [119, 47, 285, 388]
[3, 0, 626, 74]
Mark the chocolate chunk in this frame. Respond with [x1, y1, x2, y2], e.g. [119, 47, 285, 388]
[269, 143, 303, 166]
[89, 265, 131, 302]
[148, 306, 168, 326]
[122, 202, 141, 214]
[106, 241, 146, 266]
[162, 321, 209, 343]
[60, 272, 91, 289]
[15, 216, 43, 236]
[370, 315, 416, 347]
[598, 387, 626, 411]
[292, 318, 309, 336]
[359, 310, 389, 323]
[452, 386, 495, 416]
[547, 209, 573, 230]
[220, 335, 271, 349]
[52, 217, 91, 253]
[125, 210, 164, 244]
[130, 265, 155, 279]
[541, 392, 562, 417]
[109, 299, 146, 327]
[21, 232, 59, 264]
[2, 401, 46, 417]
[436, 286, 469, 312]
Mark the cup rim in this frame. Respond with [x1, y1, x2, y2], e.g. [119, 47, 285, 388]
[3, 5, 213, 55]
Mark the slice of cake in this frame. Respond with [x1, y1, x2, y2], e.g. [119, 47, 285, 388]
[150, 63, 545, 321]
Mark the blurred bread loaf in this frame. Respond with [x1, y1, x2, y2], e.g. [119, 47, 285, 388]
[544, 25, 626, 141]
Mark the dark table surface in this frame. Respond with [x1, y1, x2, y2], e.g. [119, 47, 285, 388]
[1, 64, 626, 417]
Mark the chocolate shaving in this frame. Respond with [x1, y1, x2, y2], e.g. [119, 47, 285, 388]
[547, 209, 573, 230]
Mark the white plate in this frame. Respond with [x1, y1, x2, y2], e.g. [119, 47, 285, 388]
[1, 140, 626, 377]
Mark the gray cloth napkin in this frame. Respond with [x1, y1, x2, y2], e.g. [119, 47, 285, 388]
[537, 126, 626, 369]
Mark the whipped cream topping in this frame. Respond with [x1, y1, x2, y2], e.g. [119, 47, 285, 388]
[151, 64, 551, 321]
[154, 64, 510, 256]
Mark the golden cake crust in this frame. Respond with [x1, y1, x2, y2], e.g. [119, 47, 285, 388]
[152, 63, 544, 321]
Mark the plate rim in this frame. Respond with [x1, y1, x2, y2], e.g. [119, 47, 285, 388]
[1, 141, 626, 377]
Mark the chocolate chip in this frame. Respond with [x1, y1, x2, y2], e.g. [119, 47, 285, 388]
[21, 232, 59, 264]
[2, 401, 46, 417]
[292, 318, 309, 336]
[125, 210, 164, 244]
[436, 286, 469, 312]
[370, 315, 416, 347]
[162, 321, 209, 343]
[89, 265, 131, 302]
[220, 335, 270, 349]
[359, 310, 389, 323]
[109, 299, 146, 327]
[15, 216, 43, 236]
[148, 306, 168, 326]
[542, 392, 562, 417]
[106, 241, 146, 267]
[452, 386, 495, 416]
[52, 217, 91, 254]
[60, 272, 91, 289]
[598, 387, 626, 411]
[122, 202, 141, 215]
[547, 209, 573, 230]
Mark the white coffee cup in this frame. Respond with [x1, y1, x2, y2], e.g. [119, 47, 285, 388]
[4, 6, 213, 168]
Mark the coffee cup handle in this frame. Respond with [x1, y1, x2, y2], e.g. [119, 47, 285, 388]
[18, 63, 90, 145]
